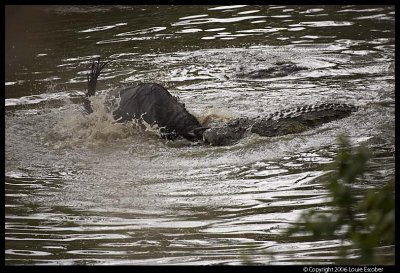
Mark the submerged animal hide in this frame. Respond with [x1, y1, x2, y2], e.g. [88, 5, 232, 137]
[105, 83, 206, 141]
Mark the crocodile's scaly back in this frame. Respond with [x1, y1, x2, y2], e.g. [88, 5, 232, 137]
[261, 103, 356, 122]
[203, 103, 357, 146]
[251, 103, 356, 137]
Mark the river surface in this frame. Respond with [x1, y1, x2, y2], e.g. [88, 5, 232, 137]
[5, 5, 395, 265]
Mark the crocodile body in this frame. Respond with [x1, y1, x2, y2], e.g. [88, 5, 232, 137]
[202, 103, 357, 146]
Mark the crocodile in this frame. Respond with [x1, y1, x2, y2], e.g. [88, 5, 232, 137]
[83, 58, 356, 146]
[202, 103, 356, 146]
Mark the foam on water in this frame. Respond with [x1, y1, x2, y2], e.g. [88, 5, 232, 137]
[47, 94, 162, 149]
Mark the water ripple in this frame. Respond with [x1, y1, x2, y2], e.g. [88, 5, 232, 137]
[115, 26, 166, 36]
[79, 23, 127, 33]
[172, 15, 267, 26]
[290, 21, 353, 27]
[208, 5, 248, 11]
[5, 5, 395, 265]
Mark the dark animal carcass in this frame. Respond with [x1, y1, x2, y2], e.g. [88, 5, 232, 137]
[105, 83, 206, 140]
[84, 58, 206, 141]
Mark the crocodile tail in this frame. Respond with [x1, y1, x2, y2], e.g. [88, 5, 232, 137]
[251, 103, 357, 137]
[267, 103, 357, 121]
[289, 103, 357, 128]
